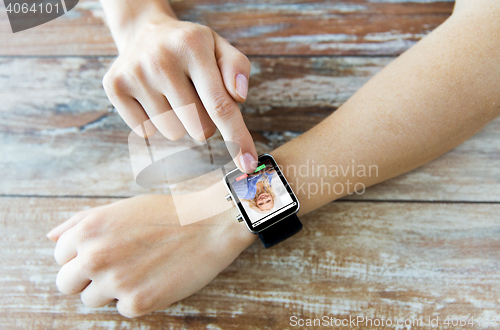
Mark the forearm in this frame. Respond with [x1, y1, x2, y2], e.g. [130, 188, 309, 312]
[99, 0, 177, 52]
[51, 1, 500, 316]
[274, 6, 500, 215]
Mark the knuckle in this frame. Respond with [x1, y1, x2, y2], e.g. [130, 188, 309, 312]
[119, 292, 153, 318]
[80, 289, 99, 308]
[120, 309, 141, 319]
[81, 297, 99, 309]
[55, 271, 69, 294]
[53, 235, 70, 265]
[109, 271, 134, 295]
[109, 271, 125, 290]
[80, 294, 91, 307]
[72, 209, 87, 219]
[79, 245, 105, 276]
[143, 45, 163, 65]
[75, 215, 101, 243]
[173, 25, 211, 55]
[102, 71, 127, 99]
[130, 291, 153, 315]
[210, 92, 237, 120]
[141, 47, 174, 79]
[55, 265, 81, 295]
[117, 301, 138, 318]
[126, 64, 146, 84]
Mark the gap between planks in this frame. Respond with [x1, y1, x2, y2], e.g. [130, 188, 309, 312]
[0, 194, 498, 204]
[0, 54, 399, 59]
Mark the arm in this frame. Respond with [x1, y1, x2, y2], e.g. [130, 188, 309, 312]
[99, 0, 178, 51]
[48, 0, 500, 318]
[278, 0, 500, 215]
[99, 0, 259, 173]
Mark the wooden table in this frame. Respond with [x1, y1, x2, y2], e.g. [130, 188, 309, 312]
[2, 0, 500, 329]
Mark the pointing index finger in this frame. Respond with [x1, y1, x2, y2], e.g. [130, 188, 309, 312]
[188, 57, 257, 173]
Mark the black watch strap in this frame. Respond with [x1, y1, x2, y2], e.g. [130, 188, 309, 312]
[258, 214, 302, 248]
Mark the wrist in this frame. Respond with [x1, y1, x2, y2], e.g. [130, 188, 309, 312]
[203, 179, 258, 250]
[218, 203, 259, 252]
[174, 178, 257, 251]
[103, 1, 178, 53]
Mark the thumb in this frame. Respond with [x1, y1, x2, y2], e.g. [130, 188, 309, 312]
[214, 33, 251, 103]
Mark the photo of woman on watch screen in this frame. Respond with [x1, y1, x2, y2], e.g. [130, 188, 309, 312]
[231, 164, 293, 222]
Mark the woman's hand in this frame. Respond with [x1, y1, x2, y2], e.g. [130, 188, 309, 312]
[102, 9, 258, 173]
[46, 194, 256, 318]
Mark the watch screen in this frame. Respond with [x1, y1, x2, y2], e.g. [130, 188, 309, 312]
[224, 154, 299, 232]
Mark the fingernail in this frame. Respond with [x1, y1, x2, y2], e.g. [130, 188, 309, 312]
[235, 73, 248, 100]
[239, 153, 256, 173]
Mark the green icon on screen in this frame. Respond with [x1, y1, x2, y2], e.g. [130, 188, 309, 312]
[254, 164, 266, 172]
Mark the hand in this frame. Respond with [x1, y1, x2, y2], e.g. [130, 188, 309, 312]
[102, 10, 258, 173]
[46, 194, 256, 318]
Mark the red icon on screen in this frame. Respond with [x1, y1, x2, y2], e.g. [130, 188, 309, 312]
[236, 173, 248, 181]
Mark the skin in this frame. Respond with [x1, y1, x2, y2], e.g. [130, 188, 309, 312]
[47, 0, 500, 319]
[99, 0, 258, 173]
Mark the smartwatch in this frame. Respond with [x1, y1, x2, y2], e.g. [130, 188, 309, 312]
[223, 153, 302, 248]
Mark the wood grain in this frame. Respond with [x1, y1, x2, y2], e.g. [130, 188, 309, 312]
[2, 1, 499, 328]
[0, 0, 454, 56]
[1, 197, 499, 329]
[1, 56, 499, 200]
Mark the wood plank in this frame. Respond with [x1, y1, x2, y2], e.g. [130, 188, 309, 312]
[1, 56, 499, 200]
[0, 0, 454, 56]
[0, 56, 385, 133]
[1, 197, 499, 329]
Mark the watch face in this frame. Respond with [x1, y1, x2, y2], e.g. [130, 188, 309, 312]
[224, 154, 299, 233]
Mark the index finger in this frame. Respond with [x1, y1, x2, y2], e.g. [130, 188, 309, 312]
[187, 58, 258, 173]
